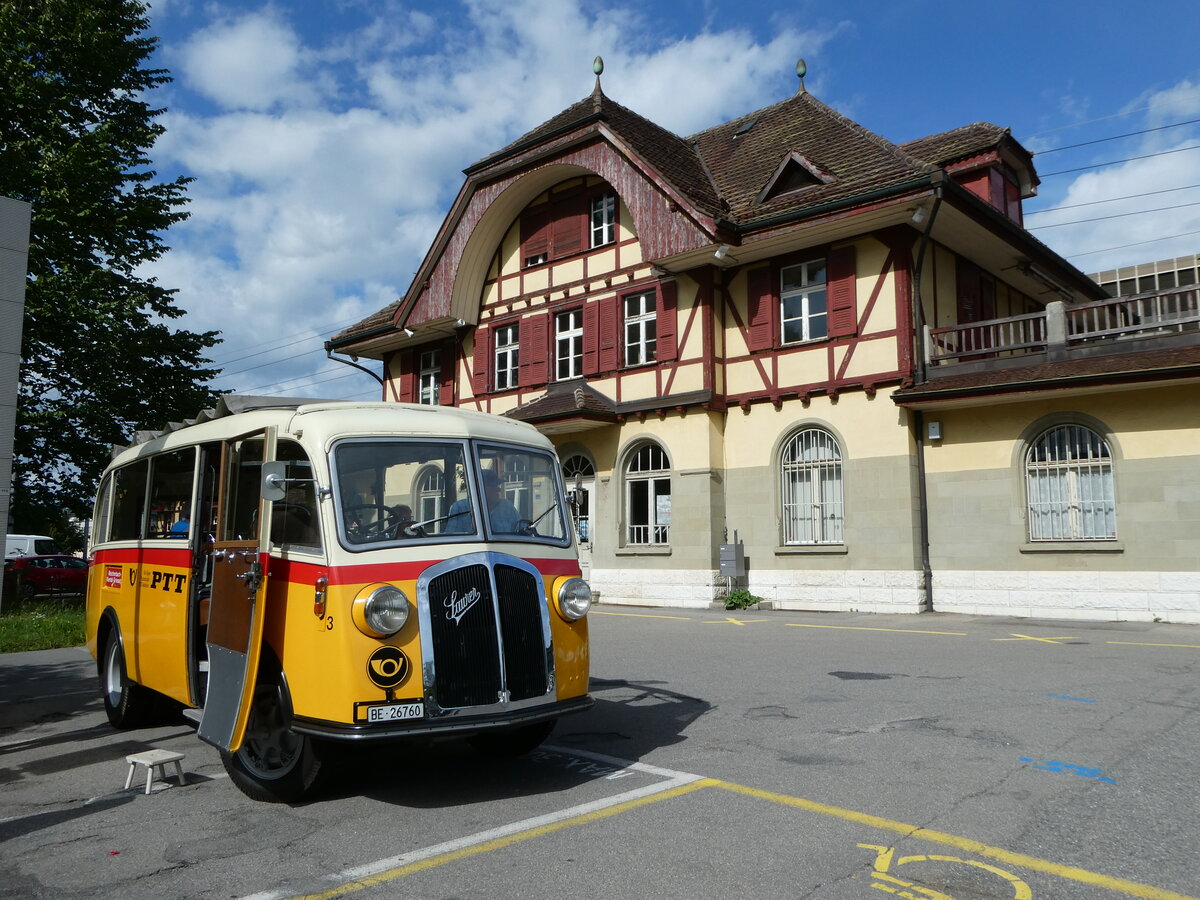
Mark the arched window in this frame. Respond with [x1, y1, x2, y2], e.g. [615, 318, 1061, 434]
[625, 443, 670, 545]
[416, 465, 445, 524]
[780, 428, 844, 544]
[1026, 425, 1116, 541]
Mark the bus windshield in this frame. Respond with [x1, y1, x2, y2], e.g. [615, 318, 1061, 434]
[332, 440, 570, 548]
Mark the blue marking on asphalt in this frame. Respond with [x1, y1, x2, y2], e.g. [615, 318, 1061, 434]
[1018, 757, 1116, 784]
[1045, 692, 1096, 703]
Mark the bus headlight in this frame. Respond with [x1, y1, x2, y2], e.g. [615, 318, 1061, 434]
[556, 578, 592, 621]
[352, 584, 410, 637]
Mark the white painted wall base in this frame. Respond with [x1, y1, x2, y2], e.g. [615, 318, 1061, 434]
[932, 570, 1200, 625]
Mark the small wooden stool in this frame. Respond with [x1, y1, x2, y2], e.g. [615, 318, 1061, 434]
[124, 749, 187, 794]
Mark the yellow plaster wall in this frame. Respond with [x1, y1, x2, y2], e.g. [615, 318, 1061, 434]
[856, 240, 898, 333]
[723, 389, 911, 469]
[925, 384, 1200, 474]
[839, 337, 900, 379]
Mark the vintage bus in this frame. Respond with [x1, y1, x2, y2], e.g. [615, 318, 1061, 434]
[86, 398, 592, 802]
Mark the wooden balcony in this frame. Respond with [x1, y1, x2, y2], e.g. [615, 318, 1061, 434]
[925, 286, 1200, 372]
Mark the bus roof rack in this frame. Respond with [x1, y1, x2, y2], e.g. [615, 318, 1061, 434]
[120, 394, 340, 452]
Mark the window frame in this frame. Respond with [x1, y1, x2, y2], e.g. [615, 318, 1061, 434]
[624, 442, 671, 546]
[555, 309, 584, 381]
[780, 257, 828, 345]
[779, 427, 844, 545]
[493, 323, 519, 392]
[623, 289, 657, 368]
[590, 193, 617, 248]
[418, 349, 440, 406]
[1025, 424, 1117, 542]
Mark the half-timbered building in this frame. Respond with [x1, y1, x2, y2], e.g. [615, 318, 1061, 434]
[329, 66, 1200, 624]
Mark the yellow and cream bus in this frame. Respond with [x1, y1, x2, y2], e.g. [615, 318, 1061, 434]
[86, 398, 592, 802]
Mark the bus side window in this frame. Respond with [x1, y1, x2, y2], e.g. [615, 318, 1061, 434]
[148, 448, 197, 538]
[111, 460, 149, 541]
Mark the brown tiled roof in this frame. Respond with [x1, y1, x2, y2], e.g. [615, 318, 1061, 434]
[505, 379, 619, 425]
[329, 300, 401, 345]
[900, 122, 1010, 166]
[893, 344, 1200, 405]
[468, 85, 722, 216]
[688, 91, 934, 227]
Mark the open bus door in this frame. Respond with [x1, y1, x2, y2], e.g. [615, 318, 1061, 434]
[198, 427, 277, 752]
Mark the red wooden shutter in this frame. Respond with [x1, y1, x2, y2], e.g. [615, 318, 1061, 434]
[551, 195, 586, 259]
[583, 302, 600, 376]
[827, 246, 858, 338]
[520, 206, 549, 263]
[746, 267, 775, 351]
[438, 341, 454, 405]
[471, 325, 490, 395]
[519, 313, 549, 387]
[956, 259, 982, 323]
[657, 280, 677, 362]
[398, 350, 415, 403]
[598, 295, 619, 371]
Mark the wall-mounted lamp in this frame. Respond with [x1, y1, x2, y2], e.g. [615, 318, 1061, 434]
[455, 318, 466, 327]
[715, 244, 732, 259]
[926, 420, 942, 441]
[403, 327, 414, 337]
[911, 206, 927, 225]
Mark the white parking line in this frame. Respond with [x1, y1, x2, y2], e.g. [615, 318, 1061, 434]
[240, 750, 704, 900]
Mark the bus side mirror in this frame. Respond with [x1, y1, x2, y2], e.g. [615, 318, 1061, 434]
[261, 462, 288, 502]
[262, 461, 326, 502]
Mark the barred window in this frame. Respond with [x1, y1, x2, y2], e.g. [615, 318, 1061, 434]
[625, 443, 670, 545]
[1026, 425, 1117, 541]
[780, 428, 844, 544]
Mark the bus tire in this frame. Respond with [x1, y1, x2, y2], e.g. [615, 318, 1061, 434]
[101, 628, 155, 728]
[221, 681, 324, 803]
[468, 719, 556, 757]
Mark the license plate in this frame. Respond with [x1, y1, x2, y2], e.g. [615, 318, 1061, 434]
[359, 701, 424, 724]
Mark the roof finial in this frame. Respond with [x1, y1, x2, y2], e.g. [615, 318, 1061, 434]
[593, 55, 604, 89]
[796, 58, 807, 95]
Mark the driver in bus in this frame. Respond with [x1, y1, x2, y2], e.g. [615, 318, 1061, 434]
[445, 469, 521, 533]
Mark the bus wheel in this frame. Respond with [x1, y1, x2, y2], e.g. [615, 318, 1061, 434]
[468, 719, 556, 757]
[221, 682, 324, 803]
[101, 628, 154, 728]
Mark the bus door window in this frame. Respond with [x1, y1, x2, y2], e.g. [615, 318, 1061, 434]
[270, 441, 322, 552]
[148, 448, 196, 538]
[221, 438, 265, 541]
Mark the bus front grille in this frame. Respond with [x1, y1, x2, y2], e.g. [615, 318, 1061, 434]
[425, 561, 548, 710]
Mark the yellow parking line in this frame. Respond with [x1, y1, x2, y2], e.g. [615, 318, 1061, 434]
[591, 610, 693, 620]
[786, 623, 967, 636]
[1108, 641, 1200, 649]
[712, 780, 1198, 900]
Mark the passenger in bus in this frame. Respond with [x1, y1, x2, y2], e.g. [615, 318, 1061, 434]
[169, 515, 190, 538]
[445, 470, 521, 533]
[393, 505, 414, 536]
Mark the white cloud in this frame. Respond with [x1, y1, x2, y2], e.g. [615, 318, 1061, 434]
[144, 1, 842, 398]
[176, 10, 314, 111]
[1024, 79, 1200, 273]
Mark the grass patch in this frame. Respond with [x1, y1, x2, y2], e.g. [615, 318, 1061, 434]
[0, 595, 86, 653]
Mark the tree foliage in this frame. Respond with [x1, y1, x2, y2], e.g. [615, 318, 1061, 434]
[1, 0, 223, 545]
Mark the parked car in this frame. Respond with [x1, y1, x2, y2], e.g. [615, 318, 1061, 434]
[3, 555, 89, 601]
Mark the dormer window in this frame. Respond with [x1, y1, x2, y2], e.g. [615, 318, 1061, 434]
[758, 152, 834, 204]
[591, 193, 616, 248]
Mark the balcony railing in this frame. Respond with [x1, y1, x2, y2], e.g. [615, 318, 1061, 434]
[926, 286, 1200, 366]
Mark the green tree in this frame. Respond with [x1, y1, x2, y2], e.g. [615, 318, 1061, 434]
[1, 0, 222, 547]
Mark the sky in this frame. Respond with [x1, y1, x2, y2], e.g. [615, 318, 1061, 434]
[139, 0, 1200, 403]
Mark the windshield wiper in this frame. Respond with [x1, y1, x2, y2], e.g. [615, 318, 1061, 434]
[404, 509, 471, 535]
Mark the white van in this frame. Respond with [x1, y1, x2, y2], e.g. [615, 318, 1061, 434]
[4, 534, 61, 557]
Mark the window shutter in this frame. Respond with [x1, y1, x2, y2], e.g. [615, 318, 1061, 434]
[551, 195, 586, 259]
[598, 295, 619, 371]
[657, 280, 677, 362]
[828, 246, 858, 338]
[583, 302, 600, 376]
[520, 206, 550, 261]
[520, 313, 549, 387]
[956, 259, 982, 322]
[438, 341, 455, 405]
[398, 350, 415, 403]
[746, 267, 774, 351]
[471, 325, 490, 395]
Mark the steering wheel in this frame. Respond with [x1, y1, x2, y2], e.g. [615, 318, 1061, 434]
[345, 504, 400, 540]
